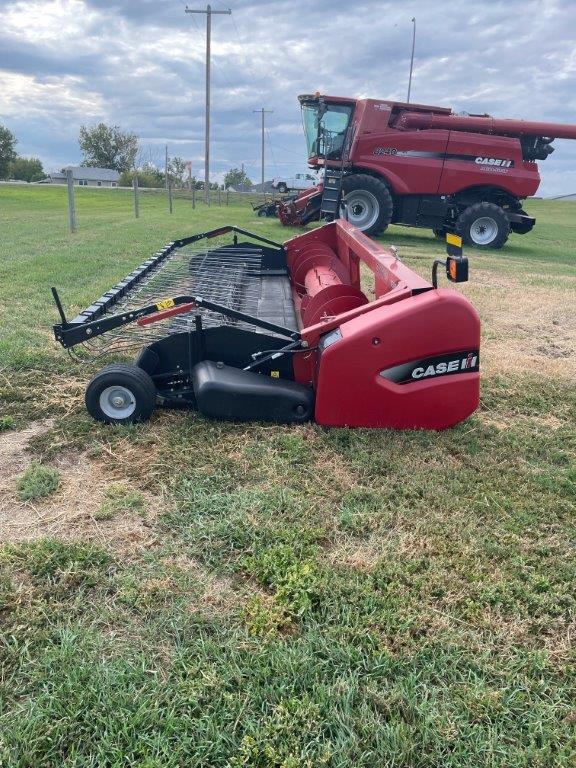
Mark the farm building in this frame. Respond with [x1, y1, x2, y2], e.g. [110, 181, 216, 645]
[44, 166, 120, 187]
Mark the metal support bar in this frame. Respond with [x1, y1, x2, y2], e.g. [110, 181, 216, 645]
[243, 340, 303, 371]
[193, 296, 299, 340]
[54, 292, 299, 349]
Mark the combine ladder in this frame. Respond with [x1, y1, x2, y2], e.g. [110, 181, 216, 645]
[320, 168, 344, 222]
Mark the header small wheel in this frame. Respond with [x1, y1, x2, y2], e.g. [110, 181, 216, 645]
[85, 364, 156, 424]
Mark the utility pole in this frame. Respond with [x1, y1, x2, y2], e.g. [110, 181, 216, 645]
[407, 16, 416, 103]
[185, 4, 231, 204]
[253, 107, 273, 191]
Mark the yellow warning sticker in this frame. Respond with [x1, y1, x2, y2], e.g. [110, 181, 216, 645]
[446, 232, 463, 248]
[270, 371, 280, 378]
[156, 298, 175, 311]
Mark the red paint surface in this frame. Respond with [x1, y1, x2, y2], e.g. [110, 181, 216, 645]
[287, 220, 480, 430]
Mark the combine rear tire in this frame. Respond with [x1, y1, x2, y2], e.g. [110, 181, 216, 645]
[276, 183, 288, 193]
[341, 174, 393, 236]
[85, 364, 156, 425]
[456, 202, 510, 249]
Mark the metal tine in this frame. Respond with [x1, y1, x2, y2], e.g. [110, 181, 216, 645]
[79, 238, 272, 357]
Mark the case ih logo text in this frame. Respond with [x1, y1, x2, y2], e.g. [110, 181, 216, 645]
[379, 350, 480, 385]
[374, 146, 398, 155]
[411, 353, 478, 380]
[475, 157, 513, 168]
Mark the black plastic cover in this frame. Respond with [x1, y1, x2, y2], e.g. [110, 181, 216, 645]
[192, 361, 314, 424]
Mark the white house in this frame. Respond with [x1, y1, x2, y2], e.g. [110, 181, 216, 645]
[44, 166, 120, 187]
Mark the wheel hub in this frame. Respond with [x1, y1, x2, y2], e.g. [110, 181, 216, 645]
[471, 216, 498, 245]
[99, 385, 136, 419]
[342, 190, 379, 231]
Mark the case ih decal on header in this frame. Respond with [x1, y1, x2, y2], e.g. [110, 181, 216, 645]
[272, 92, 576, 249]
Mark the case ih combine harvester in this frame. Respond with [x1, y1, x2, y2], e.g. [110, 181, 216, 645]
[275, 93, 576, 248]
[52, 221, 479, 430]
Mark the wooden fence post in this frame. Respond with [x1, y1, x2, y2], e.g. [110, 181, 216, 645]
[66, 169, 77, 233]
[133, 174, 139, 218]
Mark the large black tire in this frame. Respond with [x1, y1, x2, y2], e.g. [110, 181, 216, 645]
[85, 364, 156, 425]
[510, 209, 535, 235]
[341, 174, 393, 236]
[456, 202, 510, 249]
[277, 183, 288, 193]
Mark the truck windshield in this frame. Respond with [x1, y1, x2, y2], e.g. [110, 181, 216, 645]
[302, 103, 353, 161]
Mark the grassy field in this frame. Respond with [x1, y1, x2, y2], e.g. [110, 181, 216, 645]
[0, 184, 574, 767]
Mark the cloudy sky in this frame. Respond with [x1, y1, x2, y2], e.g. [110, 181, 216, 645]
[1, 0, 575, 195]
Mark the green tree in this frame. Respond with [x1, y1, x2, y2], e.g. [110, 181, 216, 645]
[0, 124, 17, 179]
[79, 123, 138, 173]
[9, 157, 44, 183]
[119, 168, 164, 188]
[169, 156, 188, 188]
[224, 167, 252, 189]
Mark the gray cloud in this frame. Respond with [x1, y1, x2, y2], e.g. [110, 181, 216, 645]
[0, 0, 575, 193]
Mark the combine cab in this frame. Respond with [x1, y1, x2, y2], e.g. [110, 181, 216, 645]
[277, 93, 576, 248]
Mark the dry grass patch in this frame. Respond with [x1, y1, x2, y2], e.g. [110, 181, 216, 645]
[465, 268, 576, 377]
[160, 553, 240, 617]
[0, 420, 161, 552]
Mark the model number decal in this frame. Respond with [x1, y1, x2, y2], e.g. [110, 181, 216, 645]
[156, 298, 175, 310]
[379, 351, 479, 385]
[374, 146, 398, 155]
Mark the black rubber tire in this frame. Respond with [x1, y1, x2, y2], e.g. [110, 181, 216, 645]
[455, 202, 510, 249]
[341, 174, 393, 236]
[257, 208, 268, 217]
[509, 209, 534, 235]
[85, 364, 156, 425]
[277, 183, 288, 193]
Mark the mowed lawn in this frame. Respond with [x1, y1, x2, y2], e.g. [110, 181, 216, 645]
[0, 184, 575, 767]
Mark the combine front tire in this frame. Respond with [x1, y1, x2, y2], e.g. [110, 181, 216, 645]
[456, 202, 510, 249]
[341, 174, 393, 236]
[85, 364, 156, 425]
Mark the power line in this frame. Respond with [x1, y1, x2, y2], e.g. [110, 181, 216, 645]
[265, 128, 279, 174]
[185, 4, 231, 204]
[253, 107, 273, 188]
